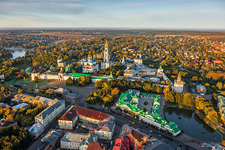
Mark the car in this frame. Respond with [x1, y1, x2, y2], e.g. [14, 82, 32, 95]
[131, 122, 135, 125]
[150, 130, 152, 132]
[116, 112, 119, 115]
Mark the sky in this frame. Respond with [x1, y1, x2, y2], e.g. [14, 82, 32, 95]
[0, 0, 225, 29]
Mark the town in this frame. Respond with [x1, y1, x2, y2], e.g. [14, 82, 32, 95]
[0, 28, 225, 150]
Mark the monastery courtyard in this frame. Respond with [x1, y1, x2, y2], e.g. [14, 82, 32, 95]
[39, 80, 98, 104]
[137, 97, 154, 113]
[137, 95, 166, 119]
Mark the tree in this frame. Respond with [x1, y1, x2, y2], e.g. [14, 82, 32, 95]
[95, 81, 102, 89]
[216, 82, 223, 90]
[141, 72, 145, 78]
[143, 108, 147, 112]
[34, 76, 39, 83]
[144, 101, 148, 106]
[182, 93, 194, 107]
[18, 88, 23, 94]
[65, 77, 73, 85]
[192, 76, 198, 82]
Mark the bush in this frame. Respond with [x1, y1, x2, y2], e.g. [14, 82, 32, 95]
[65, 77, 73, 85]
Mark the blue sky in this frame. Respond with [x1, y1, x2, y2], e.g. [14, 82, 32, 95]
[0, 0, 224, 29]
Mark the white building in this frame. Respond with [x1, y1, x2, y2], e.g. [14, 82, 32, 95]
[134, 54, 143, 65]
[35, 100, 65, 128]
[101, 41, 114, 69]
[28, 122, 44, 139]
[173, 72, 184, 93]
[81, 55, 99, 73]
[60, 132, 97, 150]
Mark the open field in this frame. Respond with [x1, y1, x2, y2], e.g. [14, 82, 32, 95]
[27, 32, 91, 38]
[14, 78, 57, 89]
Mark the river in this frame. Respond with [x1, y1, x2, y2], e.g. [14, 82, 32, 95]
[164, 107, 222, 142]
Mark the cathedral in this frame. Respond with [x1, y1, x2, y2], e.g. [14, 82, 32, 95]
[101, 41, 114, 69]
[81, 55, 99, 73]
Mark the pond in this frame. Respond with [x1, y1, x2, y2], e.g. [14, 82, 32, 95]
[164, 107, 222, 142]
[11, 51, 26, 59]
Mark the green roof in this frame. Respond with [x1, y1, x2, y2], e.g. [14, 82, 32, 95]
[72, 73, 92, 77]
[65, 66, 73, 73]
[158, 65, 163, 70]
[25, 67, 33, 73]
[167, 122, 177, 129]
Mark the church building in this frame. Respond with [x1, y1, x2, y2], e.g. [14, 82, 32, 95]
[82, 55, 99, 73]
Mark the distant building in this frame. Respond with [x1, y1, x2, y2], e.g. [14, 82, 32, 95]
[196, 84, 207, 95]
[213, 59, 223, 65]
[134, 54, 143, 65]
[35, 100, 65, 128]
[60, 132, 98, 150]
[28, 122, 44, 139]
[41, 129, 64, 150]
[173, 72, 184, 93]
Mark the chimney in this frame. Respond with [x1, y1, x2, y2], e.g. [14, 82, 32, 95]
[49, 132, 51, 138]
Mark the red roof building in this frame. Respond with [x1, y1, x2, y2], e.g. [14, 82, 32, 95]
[205, 61, 213, 66]
[214, 59, 223, 64]
[58, 106, 115, 140]
[87, 142, 106, 150]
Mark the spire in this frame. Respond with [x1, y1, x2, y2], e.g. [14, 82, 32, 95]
[105, 40, 108, 46]
[109, 71, 114, 79]
[158, 65, 163, 70]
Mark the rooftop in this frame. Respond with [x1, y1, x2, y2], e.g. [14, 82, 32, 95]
[41, 129, 63, 146]
[12, 103, 28, 110]
[35, 100, 64, 120]
[58, 105, 78, 121]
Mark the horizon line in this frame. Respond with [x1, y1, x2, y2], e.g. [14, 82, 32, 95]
[0, 27, 225, 32]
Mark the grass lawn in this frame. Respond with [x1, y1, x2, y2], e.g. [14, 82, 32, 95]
[13, 63, 32, 70]
[15, 78, 57, 89]
[4, 77, 17, 85]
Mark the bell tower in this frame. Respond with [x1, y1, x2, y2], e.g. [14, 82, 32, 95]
[103, 41, 109, 63]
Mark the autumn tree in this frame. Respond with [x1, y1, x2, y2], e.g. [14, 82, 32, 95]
[65, 77, 73, 85]
[216, 82, 223, 90]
